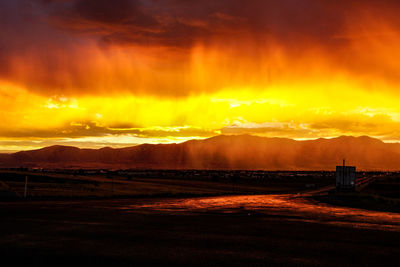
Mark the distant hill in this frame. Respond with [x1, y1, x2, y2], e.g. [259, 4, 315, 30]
[1, 135, 400, 170]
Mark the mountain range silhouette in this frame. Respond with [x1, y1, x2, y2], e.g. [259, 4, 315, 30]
[1, 135, 400, 170]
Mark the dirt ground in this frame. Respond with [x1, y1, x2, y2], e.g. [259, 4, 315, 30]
[1, 197, 399, 266]
[1, 170, 399, 266]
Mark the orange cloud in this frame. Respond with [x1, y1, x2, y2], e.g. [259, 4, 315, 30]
[2, 1, 400, 150]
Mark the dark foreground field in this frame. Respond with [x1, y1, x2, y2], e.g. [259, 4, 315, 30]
[1, 196, 400, 266]
[1, 170, 400, 266]
[0, 169, 335, 199]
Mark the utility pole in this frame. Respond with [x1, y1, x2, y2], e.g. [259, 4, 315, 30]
[24, 176, 28, 198]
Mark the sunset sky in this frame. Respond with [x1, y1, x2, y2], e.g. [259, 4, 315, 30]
[2, 0, 400, 151]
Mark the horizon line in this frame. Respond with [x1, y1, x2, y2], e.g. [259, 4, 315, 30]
[0, 134, 398, 154]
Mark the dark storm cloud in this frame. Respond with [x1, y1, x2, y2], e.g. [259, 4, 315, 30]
[71, 0, 153, 25]
[44, 0, 349, 47]
[44, 0, 220, 47]
[49, 0, 400, 46]
[2, 0, 400, 96]
[0, 0, 351, 60]
[49, 0, 159, 32]
[4, 0, 400, 51]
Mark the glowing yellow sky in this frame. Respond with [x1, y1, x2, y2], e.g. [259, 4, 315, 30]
[2, 0, 400, 151]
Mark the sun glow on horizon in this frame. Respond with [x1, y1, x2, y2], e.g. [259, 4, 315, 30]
[2, 1, 400, 151]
